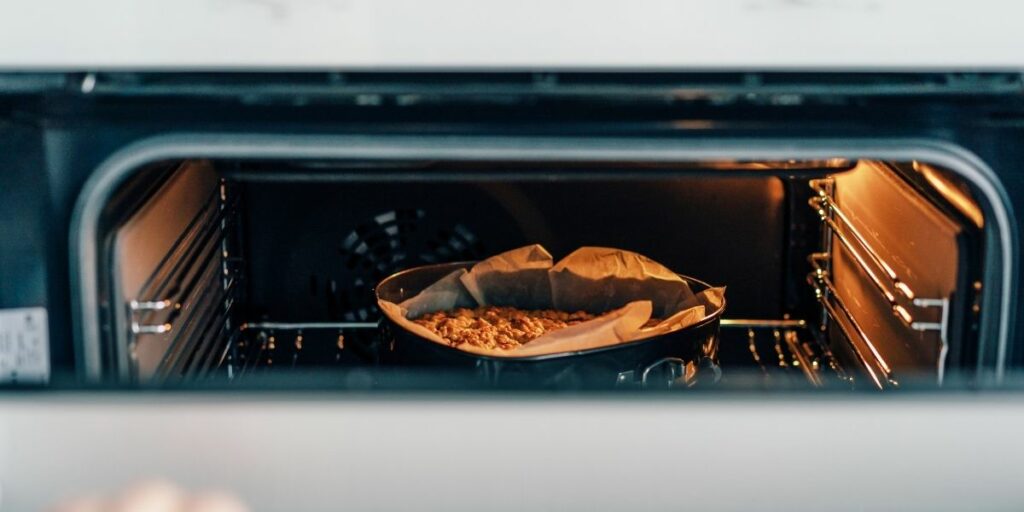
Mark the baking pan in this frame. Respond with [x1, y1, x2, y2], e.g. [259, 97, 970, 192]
[376, 262, 724, 389]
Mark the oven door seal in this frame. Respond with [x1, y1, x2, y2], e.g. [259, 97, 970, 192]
[69, 135, 1018, 384]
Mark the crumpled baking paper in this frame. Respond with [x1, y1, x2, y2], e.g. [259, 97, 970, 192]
[378, 245, 726, 357]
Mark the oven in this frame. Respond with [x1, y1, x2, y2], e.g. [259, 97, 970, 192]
[1, 69, 1024, 510]
[29, 72, 1009, 391]
[75, 139, 1000, 390]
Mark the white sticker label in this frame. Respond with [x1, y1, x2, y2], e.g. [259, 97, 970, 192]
[0, 308, 49, 384]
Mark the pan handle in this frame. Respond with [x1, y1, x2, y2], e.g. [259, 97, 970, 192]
[617, 357, 721, 388]
[640, 357, 688, 388]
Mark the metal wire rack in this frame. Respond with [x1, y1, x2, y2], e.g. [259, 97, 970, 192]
[806, 177, 950, 389]
[126, 179, 244, 381]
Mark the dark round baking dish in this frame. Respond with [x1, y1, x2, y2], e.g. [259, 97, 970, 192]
[376, 261, 725, 389]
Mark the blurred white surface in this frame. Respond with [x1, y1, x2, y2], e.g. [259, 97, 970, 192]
[47, 480, 251, 512]
[0, 0, 1022, 69]
[1, 394, 1023, 511]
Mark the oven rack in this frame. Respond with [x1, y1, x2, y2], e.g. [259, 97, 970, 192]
[224, 317, 842, 387]
[807, 177, 950, 388]
[230, 322, 379, 375]
[720, 319, 848, 387]
[127, 180, 244, 381]
[807, 253, 897, 388]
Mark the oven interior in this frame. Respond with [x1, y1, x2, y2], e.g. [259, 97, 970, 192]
[92, 157, 988, 390]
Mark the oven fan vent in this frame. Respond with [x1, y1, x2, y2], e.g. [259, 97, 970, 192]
[329, 208, 485, 321]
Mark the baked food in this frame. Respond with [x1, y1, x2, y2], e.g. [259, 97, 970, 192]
[412, 306, 663, 351]
[412, 306, 597, 350]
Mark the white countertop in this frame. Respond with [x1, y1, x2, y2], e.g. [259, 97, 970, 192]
[2, 394, 1023, 511]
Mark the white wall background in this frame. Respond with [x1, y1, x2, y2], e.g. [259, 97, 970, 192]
[0, 0, 1022, 69]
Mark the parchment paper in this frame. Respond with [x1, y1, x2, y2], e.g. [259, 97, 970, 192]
[378, 245, 726, 357]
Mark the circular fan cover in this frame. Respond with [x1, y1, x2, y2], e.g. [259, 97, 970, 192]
[329, 209, 485, 321]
